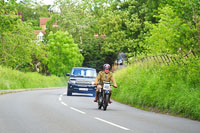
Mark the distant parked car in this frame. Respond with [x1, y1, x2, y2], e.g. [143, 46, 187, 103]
[66, 67, 97, 96]
[115, 59, 123, 65]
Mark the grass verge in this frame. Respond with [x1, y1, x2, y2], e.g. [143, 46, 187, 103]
[113, 57, 200, 120]
[0, 66, 67, 90]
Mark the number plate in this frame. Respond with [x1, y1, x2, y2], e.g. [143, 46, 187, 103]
[103, 83, 110, 90]
[79, 88, 88, 91]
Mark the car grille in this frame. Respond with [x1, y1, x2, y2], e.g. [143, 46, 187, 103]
[76, 80, 92, 85]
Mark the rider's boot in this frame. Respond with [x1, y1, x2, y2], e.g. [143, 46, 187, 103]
[108, 92, 112, 103]
[94, 91, 99, 102]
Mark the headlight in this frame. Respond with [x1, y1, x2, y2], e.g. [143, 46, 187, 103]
[70, 80, 76, 84]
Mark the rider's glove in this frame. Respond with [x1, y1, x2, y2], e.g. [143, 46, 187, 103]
[113, 85, 118, 88]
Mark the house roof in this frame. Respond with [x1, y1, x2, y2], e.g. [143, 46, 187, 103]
[40, 18, 50, 25]
[34, 30, 45, 35]
[34, 18, 58, 36]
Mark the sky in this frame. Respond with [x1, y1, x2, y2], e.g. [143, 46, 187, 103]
[14, 0, 55, 5]
[37, 0, 55, 5]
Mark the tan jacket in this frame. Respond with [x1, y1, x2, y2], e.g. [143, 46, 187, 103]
[95, 71, 117, 86]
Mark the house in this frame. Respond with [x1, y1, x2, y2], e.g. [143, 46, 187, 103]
[34, 18, 57, 41]
[40, 17, 50, 31]
[34, 30, 45, 41]
[34, 18, 49, 41]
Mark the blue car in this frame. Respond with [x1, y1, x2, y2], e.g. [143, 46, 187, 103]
[66, 67, 97, 96]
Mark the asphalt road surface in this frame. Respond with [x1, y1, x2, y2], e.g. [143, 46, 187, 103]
[0, 88, 200, 133]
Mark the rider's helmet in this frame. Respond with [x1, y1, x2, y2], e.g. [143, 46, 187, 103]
[103, 64, 110, 70]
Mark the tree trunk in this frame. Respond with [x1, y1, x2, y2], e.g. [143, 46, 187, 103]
[198, 35, 200, 52]
[197, 21, 200, 53]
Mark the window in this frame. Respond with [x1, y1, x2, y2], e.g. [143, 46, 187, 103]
[72, 68, 97, 77]
[37, 32, 44, 41]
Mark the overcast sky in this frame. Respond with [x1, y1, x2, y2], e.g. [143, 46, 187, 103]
[37, 0, 55, 5]
[14, 0, 55, 5]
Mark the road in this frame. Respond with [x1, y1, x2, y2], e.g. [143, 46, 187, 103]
[0, 88, 200, 133]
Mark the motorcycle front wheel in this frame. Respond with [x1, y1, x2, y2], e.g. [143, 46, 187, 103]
[98, 94, 103, 109]
[103, 94, 109, 111]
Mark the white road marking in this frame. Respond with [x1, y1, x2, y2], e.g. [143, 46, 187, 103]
[94, 117, 130, 131]
[59, 95, 62, 101]
[70, 107, 86, 114]
[61, 101, 68, 106]
[59, 94, 85, 114]
[58, 94, 131, 131]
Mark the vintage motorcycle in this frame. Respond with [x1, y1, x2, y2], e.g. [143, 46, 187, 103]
[97, 82, 112, 111]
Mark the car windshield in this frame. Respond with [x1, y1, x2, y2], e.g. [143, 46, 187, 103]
[71, 68, 97, 77]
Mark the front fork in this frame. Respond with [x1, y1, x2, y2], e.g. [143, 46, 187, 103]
[99, 88, 110, 103]
[104, 90, 110, 104]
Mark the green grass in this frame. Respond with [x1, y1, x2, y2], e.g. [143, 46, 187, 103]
[113, 57, 200, 120]
[0, 66, 67, 90]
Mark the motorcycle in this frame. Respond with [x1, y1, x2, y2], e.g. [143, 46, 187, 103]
[97, 82, 112, 111]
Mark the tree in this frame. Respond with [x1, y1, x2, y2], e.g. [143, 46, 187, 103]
[169, 0, 200, 52]
[17, 0, 51, 27]
[53, 0, 95, 44]
[145, 4, 199, 54]
[47, 31, 84, 76]
[98, 0, 150, 60]
[49, 0, 200, 69]
[51, 0, 109, 70]
[0, 0, 41, 71]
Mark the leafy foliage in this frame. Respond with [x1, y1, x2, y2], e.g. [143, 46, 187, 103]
[54, 0, 95, 44]
[98, 0, 164, 58]
[50, 0, 110, 70]
[17, 0, 51, 26]
[47, 31, 84, 76]
[0, 1, 41, 71]
[145, 5, 199, 54]
[113, 57, 200, 120]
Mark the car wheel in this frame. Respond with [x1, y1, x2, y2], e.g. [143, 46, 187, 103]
[67, 88, 72, 96]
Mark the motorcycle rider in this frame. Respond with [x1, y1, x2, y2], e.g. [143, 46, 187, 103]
[94, 64, 117, 103]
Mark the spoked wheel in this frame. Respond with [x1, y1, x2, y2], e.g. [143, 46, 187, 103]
[103, 94, 109, 111]
[103, 104, 107, 111]
[98, 103, 102, 109]
[98, 94, 102, 109]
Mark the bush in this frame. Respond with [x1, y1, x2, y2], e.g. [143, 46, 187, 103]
[113, 57, 200, 120]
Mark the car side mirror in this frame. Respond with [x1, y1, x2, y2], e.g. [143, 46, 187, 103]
[66, 73, 70, 76]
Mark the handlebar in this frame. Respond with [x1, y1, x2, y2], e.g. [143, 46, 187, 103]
[94, 82, 118, 88]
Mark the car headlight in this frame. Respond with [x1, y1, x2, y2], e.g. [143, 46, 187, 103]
[70, 80, 76, 84]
